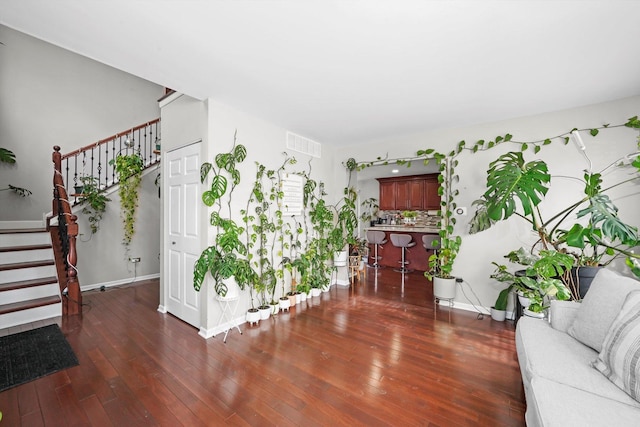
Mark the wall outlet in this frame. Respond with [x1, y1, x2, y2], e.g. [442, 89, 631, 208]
[454, 207, 467, 216]
[129, 257, 141, 263]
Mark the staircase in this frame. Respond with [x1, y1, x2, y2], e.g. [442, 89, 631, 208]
[0, 228, 62, 329]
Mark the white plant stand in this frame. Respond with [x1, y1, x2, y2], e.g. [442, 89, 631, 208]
[216, 294, 241, 343]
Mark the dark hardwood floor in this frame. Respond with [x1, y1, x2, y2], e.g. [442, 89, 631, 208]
[0, 268, 525, 426]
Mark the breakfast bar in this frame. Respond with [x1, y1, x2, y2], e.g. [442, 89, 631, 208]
[365, 225, 439, 272]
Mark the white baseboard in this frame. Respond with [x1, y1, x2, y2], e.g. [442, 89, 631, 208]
[0, 220, 45, 230]
[157, 305, 167, 314]
[437, 299, 491, 315]
[199, 315, 246, 339]
[81, 272, 160, 291]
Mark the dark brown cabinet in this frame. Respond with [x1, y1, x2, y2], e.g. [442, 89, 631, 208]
[377, 174, 440, 211]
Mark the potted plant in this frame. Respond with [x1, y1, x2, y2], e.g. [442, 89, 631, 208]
[491, 286, 511, 321]
[360, 197, 379, 227]
[470, 145, 640, 300]
[490, 248, 573, 317]
[424, 155, 462, 301]
[109, 152, 144, 246]
[194, 134, 258, 318]
[77, 175, 111, 234]
[402, 210, 418, 225]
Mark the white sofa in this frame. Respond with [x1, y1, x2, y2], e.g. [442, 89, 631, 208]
[515, 268, 640, 426]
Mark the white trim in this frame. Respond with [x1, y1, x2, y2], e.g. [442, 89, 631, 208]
[0, 220, 45, 230]
[198, 315, 246, 339]
[157, 305, 167, 314]
[81, 272, 160, 291]
[158, 91, 182, 108]
[436, 299, 501, 316]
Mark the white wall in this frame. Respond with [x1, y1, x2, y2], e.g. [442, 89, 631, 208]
[203, 99, 337, 331]
[0, 24, 164, 220]
[75, 168, 161, 287]
[335, 96, 640, 310]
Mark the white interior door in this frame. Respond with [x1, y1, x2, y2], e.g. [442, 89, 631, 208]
[165, 141, 202, 327]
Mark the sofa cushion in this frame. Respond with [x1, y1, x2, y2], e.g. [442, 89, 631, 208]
[516, 316, 640, 407]
[568, 268, 640, 352]
[593, 290, 640, 403]
[527, 376, 640, 427]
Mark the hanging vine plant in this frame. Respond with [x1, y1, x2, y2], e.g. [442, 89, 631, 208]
[110, 153, 144, 246]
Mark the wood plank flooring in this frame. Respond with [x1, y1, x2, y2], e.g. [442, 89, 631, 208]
[0, 268, 526, 426]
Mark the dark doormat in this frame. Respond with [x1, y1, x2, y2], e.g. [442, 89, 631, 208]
[0, 324, 79, 392]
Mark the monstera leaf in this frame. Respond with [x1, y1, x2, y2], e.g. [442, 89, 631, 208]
[483, 152, 550, 222]
[575, 194, 638, 245]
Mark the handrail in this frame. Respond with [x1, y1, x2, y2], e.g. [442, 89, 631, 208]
[60, 118, 161, 204]
[62, 118, 161, 160]
[52, 146, 82, 316]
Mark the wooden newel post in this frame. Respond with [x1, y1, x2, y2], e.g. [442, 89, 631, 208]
[66, 214, 82, 315]
[52, 146, 61, 217]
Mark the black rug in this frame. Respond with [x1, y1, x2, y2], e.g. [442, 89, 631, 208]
[0, 324, 79, 392]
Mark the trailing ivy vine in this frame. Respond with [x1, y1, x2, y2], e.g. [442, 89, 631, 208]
[111, 153, 144, 246]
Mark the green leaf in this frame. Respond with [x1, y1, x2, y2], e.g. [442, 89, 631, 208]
[483, 152, 550, 221]
[0, 148, 16, 164]
[543, 139, 552, 145]
[200, 162, 212, 183]
[521, 143, 528, 152]
[533, 145, 541, 154]
[210, 174, 227, 200]
[590, 129, 599, 137]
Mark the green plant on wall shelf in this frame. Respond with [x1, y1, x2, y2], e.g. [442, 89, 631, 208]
[110, 152, 144, 246]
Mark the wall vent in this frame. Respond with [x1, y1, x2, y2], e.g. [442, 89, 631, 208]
[286, 132, 321, 158]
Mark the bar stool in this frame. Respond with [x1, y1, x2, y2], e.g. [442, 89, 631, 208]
[390, 234, 416, 273]
[422, 235, 439, 253]
[366, 230, 387, 268]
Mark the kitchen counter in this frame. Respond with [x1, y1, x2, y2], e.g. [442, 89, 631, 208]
[364, 227, 439, 271]
[365, 225, 440, 234]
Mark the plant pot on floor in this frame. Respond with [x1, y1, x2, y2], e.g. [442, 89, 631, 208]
[246, 308, 260, 326]
[258, 305, 271, 320]
[310, 288, 321, 297]
[490, 307, 507, 322]
[279, 296, 291, 312]
[270, 302, 279, 315]
[433, 277, 457, 300]
[287, 292, 296, 307]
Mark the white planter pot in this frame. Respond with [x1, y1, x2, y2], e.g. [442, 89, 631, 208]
[490, 307, 507, 322]
[270, 303, 279, 315]
[258, 306, 271, 320]
[310, 288, 321, 297]
[433, 277, 457, 300]
[517, 292, 531, 309]
[222, 276, 240, 299]
[300, 292, 307, 301]
[523, 308, 546, 319]
[322, 284, 331, 293]
[333, 250, 348, 267]
[246, 309, 260, 325]
[279, 297, 291, 312]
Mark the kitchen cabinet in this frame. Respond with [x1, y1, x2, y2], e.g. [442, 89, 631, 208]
[377, 174, 440, 210]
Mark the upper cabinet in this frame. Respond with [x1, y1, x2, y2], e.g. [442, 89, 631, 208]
[377, 174, 440, 211]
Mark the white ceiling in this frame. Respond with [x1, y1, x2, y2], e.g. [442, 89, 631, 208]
[2, 1, 639, 146]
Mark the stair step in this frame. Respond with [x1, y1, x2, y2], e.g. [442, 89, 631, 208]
[0, 262, 57, 284]
[0, 259, 55, 272]
[0, 245, 54, 264]
[0, 276, 58, 292]
[0, 244, 52, 253]
[0, 228, 47, 234]
[0, 295, 61, 316]
[0, 231, 51, 247]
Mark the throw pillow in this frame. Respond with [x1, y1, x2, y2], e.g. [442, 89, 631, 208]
[592, 290, 640, 403]
[568, 268, 640, 352]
